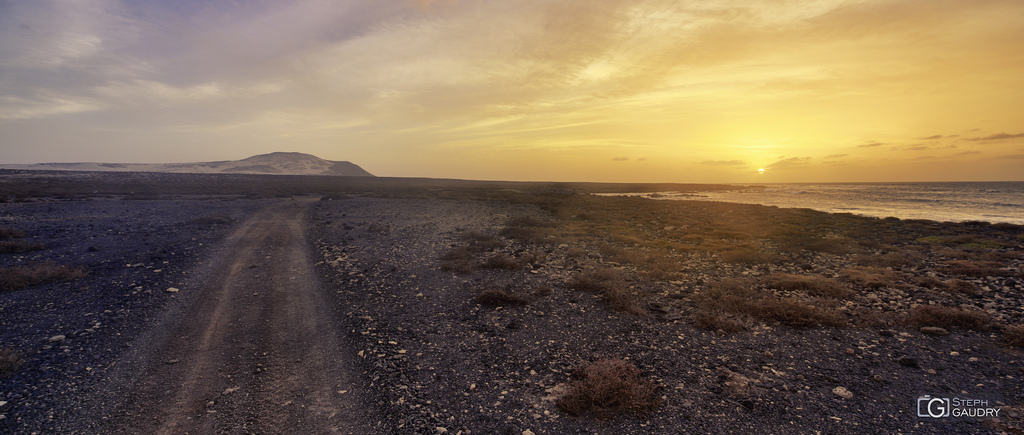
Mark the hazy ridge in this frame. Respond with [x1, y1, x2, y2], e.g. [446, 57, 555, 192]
[0, 152, 374, 177]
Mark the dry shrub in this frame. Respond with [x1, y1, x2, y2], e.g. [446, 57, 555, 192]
[460, 231, 503, 250]
[191, 214, 234, 225]
[855, 251, 922, 268]
[946, 279, 980, 295]
[482, 254, 521, 270]
[762, 273, 851, 299]
[907, 305, 992, 332]
[0, 227, 26, 239]
[475, 289, 529, 307]
[840, 267, 902, 289]
[1003, 325, 1024, 348]
[556, 358, 661, 418]
[718, 247, 778, 265]
[0, 240, 46, 253]
[941, 260, 1010, 278]
[784, 237, 862, 255]
[500, 216, 558, 243]
[0, 347, 22, 377]
[697, 279, 845, 328]
[757, 297, 845, 328]
[694, 312, 746, 333]
[566, 269, 643, 315]
[1, 262, 88, 291]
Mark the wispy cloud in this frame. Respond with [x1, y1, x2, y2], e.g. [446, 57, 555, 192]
[968, 133, 1024, 142]
[700, 160, 746, 166]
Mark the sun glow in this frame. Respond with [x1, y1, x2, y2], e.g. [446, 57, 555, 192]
[758, 168, 766, 175]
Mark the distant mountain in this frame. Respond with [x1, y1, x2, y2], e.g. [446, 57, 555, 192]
[0, 152, 374, 177]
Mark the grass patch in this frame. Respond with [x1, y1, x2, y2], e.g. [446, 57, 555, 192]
[762, 273, 851, 299]
[481, 253, 521, 270]
[693, 312, 746, 333]
[840, 267, 902, 289]
[0, 240, 46, 253]
[907, 305, 992, 332]
[0, 347, 22, 377]
[475, 289, 530, 307]
[1003, 325, 1024, 348]
[1, 262, 88, 291]
[556, 358, 661, 418]
[0, 227, 26, 239]
[566, 269, 644, 315]
[191, 214, 234, 224]
[941, 260, 1011, 278]
[697, 279, 845, 328]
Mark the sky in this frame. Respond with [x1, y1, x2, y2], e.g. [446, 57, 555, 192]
[1, 0, 1022, 183]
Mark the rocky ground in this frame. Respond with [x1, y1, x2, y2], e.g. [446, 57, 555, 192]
[0, 196, 265, 433]
[311, 195, 1024, 434]
[1, 171, 1022, 434]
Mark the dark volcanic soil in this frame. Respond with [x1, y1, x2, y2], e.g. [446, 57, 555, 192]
[309, 196, 1024, 434]
[1, 171, 1022, 434]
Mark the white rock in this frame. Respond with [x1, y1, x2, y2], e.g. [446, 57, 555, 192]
[832, 386, 853, 399]
[523, 430, 536, 435]
[166, 287, 180, 293]
[48, 335, 66, 343]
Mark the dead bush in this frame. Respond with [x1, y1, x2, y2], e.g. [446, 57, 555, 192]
[191, 214, 234, 224]
[475, 289, 529, 307]
[461, 231, 504, 250]
[907, 305, 992, 332]
[0, 227, 26, 239]
[1, 262, 88, 291]
[0, 347, 22, 377]
[556, 358, 661, 418]
[718, 247, 778, 265]
[0, 240, 46, 253]
[482, 254, 521, 270]
[942, 260, 1010, 278]
[840, 267, 902, 289]
[757, 297, 846, 328]
[855, 251, 922, 268]
[566, 269, 643, 315]
[762, 273, 851, 299]
[697, 279, 845, 328]
[694, 313, 746, 333]
[1003, 325, 1024, 348]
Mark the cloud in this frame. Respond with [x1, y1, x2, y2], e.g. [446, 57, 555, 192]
[968, 133, 1024, 141]
[612, 157, 629, 161]
[0, 92, 104, 120]
[858, 142, 884, 148]
[767, 157, 811, 170]
[700, 159, 746, 166]
[823, 154, 847, 159]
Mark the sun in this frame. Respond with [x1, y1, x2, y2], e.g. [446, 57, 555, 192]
[757, 168, 765, 175]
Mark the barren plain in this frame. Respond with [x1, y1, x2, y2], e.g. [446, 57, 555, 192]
[1, 170, 1022, 434]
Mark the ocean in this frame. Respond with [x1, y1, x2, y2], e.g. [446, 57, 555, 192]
[615, 182, 1024, 225]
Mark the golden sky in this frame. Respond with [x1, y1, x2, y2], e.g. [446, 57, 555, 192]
[1, 0, 1022, 182]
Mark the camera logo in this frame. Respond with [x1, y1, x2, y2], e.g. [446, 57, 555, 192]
[918, 395, 951, 418]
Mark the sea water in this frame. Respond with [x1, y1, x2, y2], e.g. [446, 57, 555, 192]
[619, 182, 1024, 225]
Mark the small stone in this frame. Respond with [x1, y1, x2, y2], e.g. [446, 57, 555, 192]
[968, 357, 979, 362]
[435, 428, 448, 434]
[919, 327, 949, 336]
[832, 386, 854, 399]
[926, 369, 937, 375]
[337, 390, 348, 395]
[166, 287, 180, 293]
[165, 359, 180, 365]
[523, 430, 536, 435]
[48, 335, 66, 343]
[898, 357, 920, 368]
[222, 387, 239, 395]
[845, 348, 855, 356]
[949, 351, 960, 357]
[872, 375, 884, 383]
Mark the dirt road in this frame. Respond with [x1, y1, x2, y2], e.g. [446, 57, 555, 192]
[106, 199, 376, 434]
